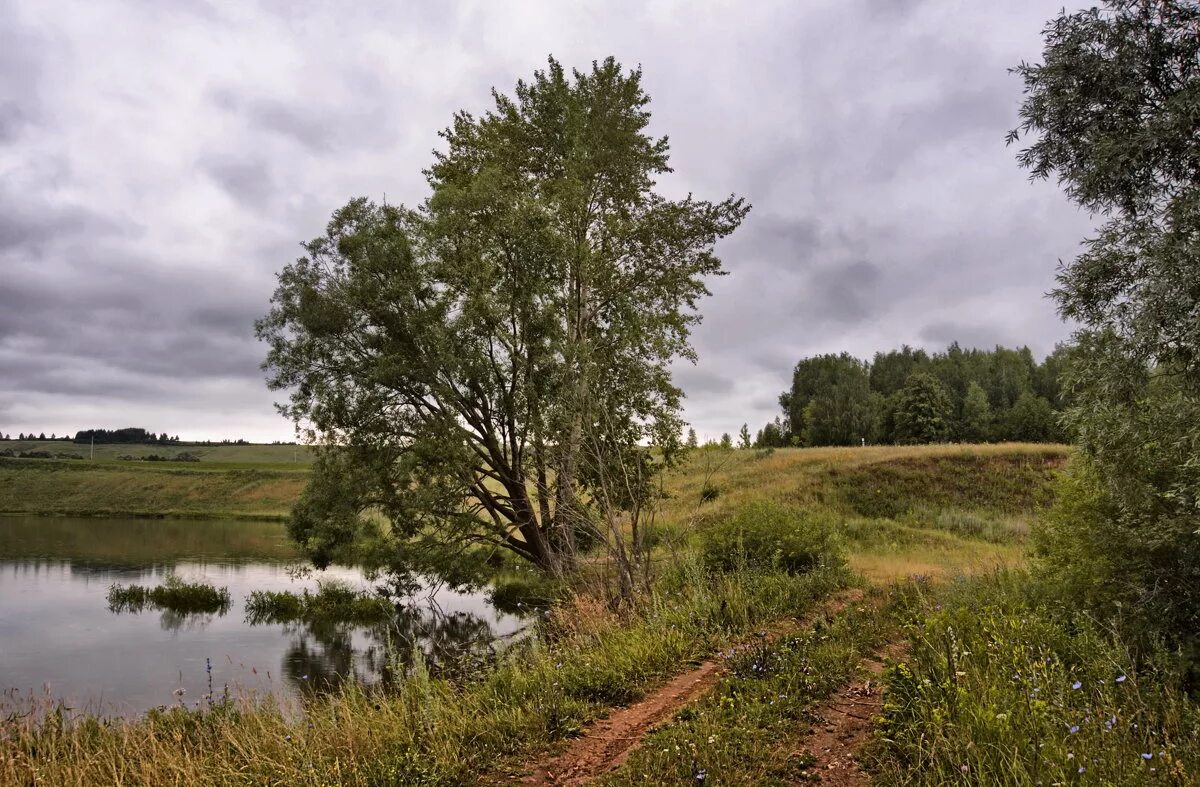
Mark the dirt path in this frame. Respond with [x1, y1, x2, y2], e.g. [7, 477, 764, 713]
[517, 590, 864, 786]
[786, 641, 907, 786]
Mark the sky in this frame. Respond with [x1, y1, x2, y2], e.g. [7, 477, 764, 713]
[0, 0, 1095, 443]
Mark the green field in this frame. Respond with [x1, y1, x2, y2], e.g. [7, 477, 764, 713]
[0, 439, 315, 464]
[0, 457, 307, 519]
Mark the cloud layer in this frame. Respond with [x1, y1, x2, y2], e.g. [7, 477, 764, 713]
[0, 0, 1092, 441]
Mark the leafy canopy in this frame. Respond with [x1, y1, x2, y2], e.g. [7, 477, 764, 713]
[1014, 1, 1200, 640]
[258, 57, 748, 582]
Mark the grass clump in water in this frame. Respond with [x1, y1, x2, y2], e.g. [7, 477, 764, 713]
[244, 579, 394, 625]
[107, 576, 232, 614]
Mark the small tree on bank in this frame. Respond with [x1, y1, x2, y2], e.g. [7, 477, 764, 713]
[258, 58, 748, 591]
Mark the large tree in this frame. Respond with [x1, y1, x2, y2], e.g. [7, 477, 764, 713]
[892, 372, 954, 445]
[780, 353, 874, 446]
[258, 58, 748, 585]
[1013, 1, 1200, 638]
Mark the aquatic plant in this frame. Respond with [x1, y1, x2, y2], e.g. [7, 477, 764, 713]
[243, 580, 393, 626]
[106, 576, 231, 615]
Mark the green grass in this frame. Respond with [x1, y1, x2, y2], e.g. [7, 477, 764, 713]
[0, 457, 307, 519]
[107, 576, 233, 615]
[600, 589, 899, 785]
[0, 560, 851, 786]
[244, 580, 395, 626]
[0, 439, 315, 463]
[871, 571, 1200, 784]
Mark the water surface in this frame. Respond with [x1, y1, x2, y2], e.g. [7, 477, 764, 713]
[0, 516, 523, 716]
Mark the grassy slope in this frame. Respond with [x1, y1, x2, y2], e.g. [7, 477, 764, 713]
[0, 442, 1068, 531]
[0, 458, 306, 519]
[659, 442, 1069, 582]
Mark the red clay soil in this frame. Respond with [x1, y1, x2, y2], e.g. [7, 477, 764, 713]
[518, 590, 864, 786]
[787, 641, 907, 786]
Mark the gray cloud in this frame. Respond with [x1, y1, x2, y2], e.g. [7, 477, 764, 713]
[0, 0, 1093, 441]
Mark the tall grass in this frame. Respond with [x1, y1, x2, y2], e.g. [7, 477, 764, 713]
[872, 572, 1200, 784]
[106, 576, 232, 614]
[601, 588, 898, 785]
[244, 580, 394, 625]
[0, 559, 851, 786]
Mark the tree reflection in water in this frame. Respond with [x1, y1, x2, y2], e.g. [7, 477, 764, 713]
[272, 600, 512, 695]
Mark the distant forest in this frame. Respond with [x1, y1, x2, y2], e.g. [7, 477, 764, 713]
[72, 428, 181, 444]
[754, 342, 1070, 447]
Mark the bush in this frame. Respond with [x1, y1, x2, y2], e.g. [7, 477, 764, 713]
[700, 482, 720, 502]
[700, 501, 844, 574]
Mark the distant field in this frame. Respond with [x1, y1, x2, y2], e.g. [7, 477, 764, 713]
[0, 458, 307, 519]
[0, 439, 315, 464]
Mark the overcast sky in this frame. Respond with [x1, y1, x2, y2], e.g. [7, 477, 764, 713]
[1, 0, 1094, 442]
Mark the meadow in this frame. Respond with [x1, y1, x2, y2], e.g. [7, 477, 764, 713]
[13, 441, 1189, 785]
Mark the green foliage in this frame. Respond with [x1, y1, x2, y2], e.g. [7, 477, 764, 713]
[776, 342, 1067, 447]
[874, 572, 1200, 785]
[752, 417, 787, 448]
[685, 427, 698, 448]
[107, 576, 232, 615]
[781, 352, 874, 446]
[892, 372, 954, 445]
[960, 380, 992, 441]
[719, 433, 733, 450]
[243, 580, 394, 626]
[737, 423, 752, 449]
[1002, 390, 1061, 442]
[257, 57, 747, 578]
[699, 500, 844, 574]
[1014, 1, 1200, 647]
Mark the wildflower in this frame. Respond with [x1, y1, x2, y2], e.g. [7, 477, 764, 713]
[1116, 674, 1127, 683]
[1141, 753, 1153, 760]
[285, 735, 292, 742]
[1067, 753, 1074, 760]
[1071, 681, 1082, 690]
[960, 764, 969, 774]
[707, 735, 717, 744]
[695, 768, 707, 783]
[302, 674, 309, 680]
[1069, 726, 1079, 734]
[1078, 767, 1086, 774]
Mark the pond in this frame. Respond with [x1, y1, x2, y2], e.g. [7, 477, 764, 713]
[0, 516, 526, 717]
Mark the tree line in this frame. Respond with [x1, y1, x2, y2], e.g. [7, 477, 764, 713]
[752, 342, 1071, 447]
[72, 428, 181, 444]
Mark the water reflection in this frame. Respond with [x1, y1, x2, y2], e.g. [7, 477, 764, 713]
[0, 516, 525, 716]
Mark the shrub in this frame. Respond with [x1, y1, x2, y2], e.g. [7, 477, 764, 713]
[700, 482, 721, 502]
[700, 501, 844, 574]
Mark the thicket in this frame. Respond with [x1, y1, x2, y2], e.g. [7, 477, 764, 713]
[759, 342, 1070, 447]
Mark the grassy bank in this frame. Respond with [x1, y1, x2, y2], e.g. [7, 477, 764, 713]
[0, 560, 851, 786]
[0, 442, 1096, 784]
[0, 457, 306, 519]
[871, 571, 1200, 784]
